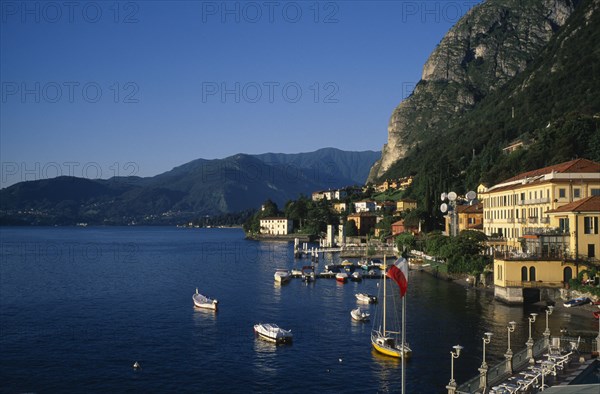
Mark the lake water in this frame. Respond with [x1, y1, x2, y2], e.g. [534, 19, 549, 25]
[0, 227, 596, 393]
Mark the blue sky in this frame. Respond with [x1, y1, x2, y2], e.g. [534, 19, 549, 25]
[1, 0, 481, 187]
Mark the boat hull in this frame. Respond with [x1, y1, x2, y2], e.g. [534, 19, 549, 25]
[193, 291, 218, 310]
[254, 324, 293, 344]
[371, 333, 412, 359]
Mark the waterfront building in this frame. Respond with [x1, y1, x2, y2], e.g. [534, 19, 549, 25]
[484, 159, 600, 304]
[259, 217, 293, 235]
[479, 158, 600, 253]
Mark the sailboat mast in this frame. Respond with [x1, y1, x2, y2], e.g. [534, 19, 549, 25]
[402, 293, 406, 393]
[383, 254, 386, 334]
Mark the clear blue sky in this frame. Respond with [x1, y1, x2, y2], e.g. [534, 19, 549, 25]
[1, 0, 481, 187]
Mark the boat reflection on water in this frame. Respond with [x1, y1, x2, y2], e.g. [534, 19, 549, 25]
[253, 336, 279, 379]
[371, 349, 401, 392]
[192, 307, 217, 329]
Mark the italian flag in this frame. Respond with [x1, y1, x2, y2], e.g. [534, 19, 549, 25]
[387, 257, 408, 297]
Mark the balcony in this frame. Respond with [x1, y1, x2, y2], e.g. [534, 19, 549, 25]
[517, 197, 551, 206]
[505, 280, 564, 288]
[507, 217, 515, 223]
[528, 217, 538, 224]
[540, 217, 550, 224]
[517, 218, 526, 223]
[522, 227, 568, 236]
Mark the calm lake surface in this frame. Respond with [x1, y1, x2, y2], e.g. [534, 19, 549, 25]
[0, 227, 596, 393]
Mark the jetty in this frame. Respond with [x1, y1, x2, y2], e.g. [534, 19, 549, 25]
[293, 241, 397, 260]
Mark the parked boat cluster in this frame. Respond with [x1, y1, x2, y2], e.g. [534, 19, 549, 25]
[193, 256, 411, 359]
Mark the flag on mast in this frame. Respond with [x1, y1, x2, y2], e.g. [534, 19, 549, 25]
[386, 257, 408, 297]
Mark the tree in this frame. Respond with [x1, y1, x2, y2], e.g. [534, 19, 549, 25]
[261, 199, 279, 217]
[345, 219, 358, 237]
[396, 232, 416, 253]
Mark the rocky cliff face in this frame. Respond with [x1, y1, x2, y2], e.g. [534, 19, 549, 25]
[368, 0, 579, 182]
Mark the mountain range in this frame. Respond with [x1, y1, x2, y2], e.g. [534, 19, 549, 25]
[0, 148, 380, 225]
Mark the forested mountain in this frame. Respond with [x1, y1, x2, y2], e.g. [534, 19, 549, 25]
[0, 150, 378, 225]
[369, 0, 600, 228]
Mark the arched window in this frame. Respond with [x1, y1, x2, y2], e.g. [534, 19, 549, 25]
[529, 266, 536, 281]
[563, 267, 573, 283]
[521, 266, 528, 282]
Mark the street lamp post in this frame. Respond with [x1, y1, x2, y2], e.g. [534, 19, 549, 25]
[527, 313, 538, 364]
[447, 344, 463, 394]
[505, 321, 516, 374]
[543, 306, 554, 348]
[479, 332, 493, 390]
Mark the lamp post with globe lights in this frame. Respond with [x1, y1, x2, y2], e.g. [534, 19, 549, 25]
[527, 313, 538, 364]
[543, 306, 554, 347]
[479, 332, 493, 390]
[505, 321, 516, 374]
[447, 345, 463, 394]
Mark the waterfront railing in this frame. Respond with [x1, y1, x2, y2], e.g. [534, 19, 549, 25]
[456, 337, 548, 394]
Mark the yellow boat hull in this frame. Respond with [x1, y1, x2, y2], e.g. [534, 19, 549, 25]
[371, 339, 412, 359]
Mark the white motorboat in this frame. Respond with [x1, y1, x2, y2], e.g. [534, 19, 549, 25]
[356, 293, 377, 303]
[274, 269, 291, 283]
[351, 271, 362, 281]
[336, 272, 348, 283]
[253, 323, 293, 344]
[193, 288, 218, 310]
[351, 307, 370, 322]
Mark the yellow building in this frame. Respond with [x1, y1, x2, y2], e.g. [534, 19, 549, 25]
[444, 203, 483, 235]
[396, 198, 417, 212]
[493, 196, 599, 304]
[479, 158, 600, 252]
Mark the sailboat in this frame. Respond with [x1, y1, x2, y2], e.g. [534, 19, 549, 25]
[371, 256, 412, 359]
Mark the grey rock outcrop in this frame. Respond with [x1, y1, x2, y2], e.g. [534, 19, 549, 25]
[368, 0, 578, 182]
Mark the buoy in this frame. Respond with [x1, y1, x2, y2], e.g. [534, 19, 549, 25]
[338, 358, 342, 363]
[133, 361, 141, 370]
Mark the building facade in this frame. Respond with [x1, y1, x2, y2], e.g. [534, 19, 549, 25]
[259, 217, 293, 235]
[485, 159, 600, 304]
[479, 158, 600, 253]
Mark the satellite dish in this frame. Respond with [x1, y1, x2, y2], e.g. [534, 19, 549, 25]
[448, 192, 457, 201]
[441, 192, 447, 201]
[440, 203, 448, 213]
[466, 191, 477, 201]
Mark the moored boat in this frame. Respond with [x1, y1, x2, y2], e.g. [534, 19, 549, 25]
[351, 307, 370, 322]
[193, 288, 218, 310]
[351, 271, 362, 282]
[356, 293, 377, 303]
[336, 272, 348, 283]
[302, 265, 315, 282]
[371, 256, 412, 359]
[253, 323, 293, 344]
[563, 297, 591, 307]
[274, 269, 291, 283]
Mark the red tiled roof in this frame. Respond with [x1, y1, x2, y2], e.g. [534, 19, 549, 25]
[456, 203, 483, 214]
[546, 196, 600, 213]
[502, 158, 600, 183]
